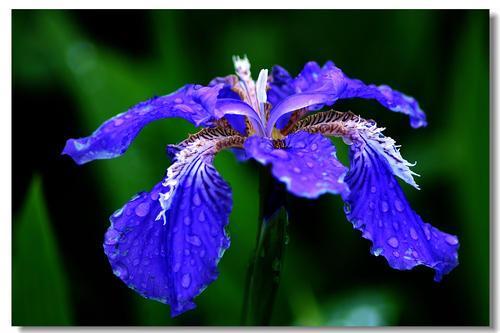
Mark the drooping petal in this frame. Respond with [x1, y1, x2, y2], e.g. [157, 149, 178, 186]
[267, 61, 427, 134]
[290, 110, 420, 189]
[244, 131, 349, 199]
[104, 128, 243, 317]
[62, 83, 226, 165]
[343, 140, 459, 281]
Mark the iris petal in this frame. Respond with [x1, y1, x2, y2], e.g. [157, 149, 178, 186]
[244, 131, 349, 199]
[104, 131, 233, 317]
[62, 83, 225, 165]
[343, 141, 459, 281]
[267, 61, 427, 133]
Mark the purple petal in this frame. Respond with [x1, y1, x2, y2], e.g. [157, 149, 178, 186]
[244, 131, 349, 199]
[343, 142, 459, 281]
[104, 143, 232, 317]
[267, 61, 427, 133]
[62, 83, 225, 165]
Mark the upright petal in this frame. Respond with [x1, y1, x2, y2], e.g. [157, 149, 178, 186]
[267, 61, 427, 134]
[343, 140, 459, 281]
[244, 131, 349, 199]
[104, 128, 243, 317]
[62, 83, 226, 165]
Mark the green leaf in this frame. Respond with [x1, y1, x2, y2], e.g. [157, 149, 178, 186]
[12, 176, 73, 325]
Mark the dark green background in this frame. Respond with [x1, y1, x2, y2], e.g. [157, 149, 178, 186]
[12, 10, 489, 326]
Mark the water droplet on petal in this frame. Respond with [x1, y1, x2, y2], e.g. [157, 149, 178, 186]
[381, 201, 389, 213]
[293, 167, 301, 174]
[132, 258, 140, 266]
[184, 249, 190, 256]
[423, 225, 432, 240]
[113, 263, 128, 279]
[306, 161, 314, 168]
[410, 227, 419, 240]
[174, 98, 183, 104]
[412, 250, 419, 258]
[198, 210, 205, 222]
[310, 143, 318, 151]
[394, 200, 405, 212]
[445, 235, 458, 245]
[271, 149, 288, 159]
[295, 141, 306, 149]
[181, 273, 191, 288]
[199, 250, 206, 258]
[370, 186, 377, 193]
[135, 202, 150, 217]
[186, 235, 202, 247]
[173, 262, 181, 272]
[113, 118, 124, 127]
[369, 201, 375, 210]
[183, 216, 191, 226]
[192, 193, 202, 207]
[373, 248, 383, 256]
[105, 229, 120, 245]
[112, 207, 124, 218]
[378, 219, 383, 228]
[392, 221, 399, 231]
[387, 237, 399, 248]
[393, 251, 400, 257]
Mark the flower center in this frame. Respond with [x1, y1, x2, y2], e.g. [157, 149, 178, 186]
[233, 55, 269, 135]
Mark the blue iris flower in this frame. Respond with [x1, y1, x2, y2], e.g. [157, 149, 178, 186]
[63, 56, 459, 317]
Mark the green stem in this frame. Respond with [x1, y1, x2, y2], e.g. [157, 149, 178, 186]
[241, 167, 289, 325]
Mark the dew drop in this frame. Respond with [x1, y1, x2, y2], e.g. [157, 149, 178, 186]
[183, 216, 191, 226]
[198, 210, 206, 222]
[112, 207, 124, 218]
[306, 161, 314, 168]
[186, 235, 202, 247]
[181, 273, 191, 288]
[199, 250, 206, 258]
[445, 235, 458, 245]
[412, 250, 419, 258]
[410, 227, 419, 240]
[378, 219, 383, 228]
[387, 237, 399, 248]
[381, 201, 389, 213]
[113, 263, 128, 279]
[295, 141, 306, 149]
[393, 251, 400, 257]
[173, 262, 181, 272]
[184, 249, 190, 256]
[369, 201, 375, 210]
[192, 193, 202, 207]
[370, 186, 377, 193]
[113, 118, 124, 127]
[271, 149, 288, 159]
[310, 143, 318, 151]
[373, 248, 383, 256]
[174, 98, 183, 104]
[392, 221, 399, 231]
[135, 202, 150, 217]
[293, 167, 301, 174]
[132, 258, 140, 266]
[104, 229, 120, 245]
[423, 225, 432, 240]
[394, 200, 405, 212]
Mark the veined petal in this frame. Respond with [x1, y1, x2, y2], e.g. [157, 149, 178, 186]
[343, 141, 459, 281]
[291, 110, 420, 189]
[104, 128, 243, 317]
[267, 61, 427, 133]
[62, 83, 225, 165]
[244, 131, 349, 199]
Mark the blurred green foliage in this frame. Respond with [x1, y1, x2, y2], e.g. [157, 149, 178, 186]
[12, 10, 489, 326]
[12, 176, 73, 325]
